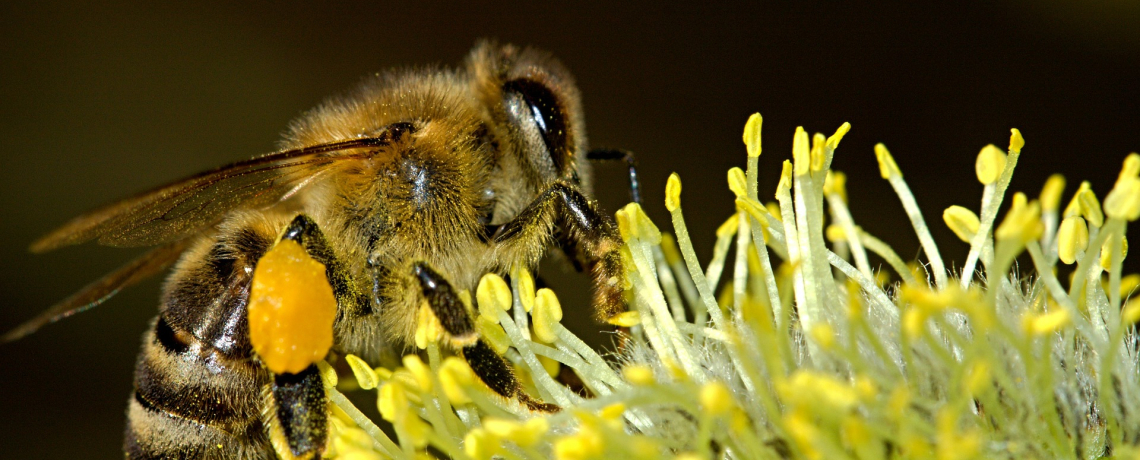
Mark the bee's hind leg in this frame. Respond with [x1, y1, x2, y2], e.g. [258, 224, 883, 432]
[412, 262, 559, 413]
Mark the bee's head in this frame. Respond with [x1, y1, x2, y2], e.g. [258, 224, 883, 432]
[467, 41, 591, 194]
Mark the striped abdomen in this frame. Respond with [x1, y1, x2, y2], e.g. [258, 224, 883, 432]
[125, 235, 274, 460]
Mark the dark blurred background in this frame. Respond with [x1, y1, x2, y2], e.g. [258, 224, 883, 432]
[2, 1, 1138, 457]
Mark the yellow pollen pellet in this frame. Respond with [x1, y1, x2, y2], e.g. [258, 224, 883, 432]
[742, 113, 763, 158]
[247, 238, 336, 375]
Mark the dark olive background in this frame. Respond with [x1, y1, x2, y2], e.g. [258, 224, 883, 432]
[2, 1, 1138, 457]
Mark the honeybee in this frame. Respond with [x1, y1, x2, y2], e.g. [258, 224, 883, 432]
[6, 41, 636, 459]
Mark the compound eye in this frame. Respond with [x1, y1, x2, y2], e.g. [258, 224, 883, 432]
[502, 79, 568, 173]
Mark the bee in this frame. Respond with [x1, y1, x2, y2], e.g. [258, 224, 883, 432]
[5, 41, 638, 459]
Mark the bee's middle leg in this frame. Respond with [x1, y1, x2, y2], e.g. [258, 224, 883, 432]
[412, 262, 558, 412]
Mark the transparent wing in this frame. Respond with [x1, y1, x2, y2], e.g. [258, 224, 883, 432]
[30, 137, 390, 252]
[3, 239, 191, 342]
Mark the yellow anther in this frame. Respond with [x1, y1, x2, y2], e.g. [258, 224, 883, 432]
[887, 386, 911, 422]
[532, 288, 564, 343]
[1123, 297, 1140, 325]
[538, 354, 560, 378]
[474, 315, 510, 355]
[974, 144, 1007, 185]
[825, 224, 847, 243]
[464, 428, 500, 460]
[827, 122, 852, 151]
[378, 382, 409, 422]
[482, 417, 521, 438]
[622, 364, 656, 385]
[766, 202, 782, 222]
[403, 415, 431, 449]
[248, 238, 336, 375]
[1040, 174, 1066, 212]
[810, 132, 827, 171]
[964, 361, 991, 395]
[1118, 153, 1140, 185]
[699, 381, 734, 416]
[665, 173, 682, 212]
[779, 371, 859, 412]
[553, 428, 604, 460]
[903, 308, 926, 339]
[439, 357, 475, 405]
[1120, 274, 1140, 298]
[660, 233, 682, 266]
[1023, 308, 1071, 336]
[742, 113, 762, 158]
[518, 418, 550, 447]
[1079, 187, 1105, 227]
[345, 354, 379, 390]
[477, 273, 512, 322]
[823, 170, 847, 202]
[599, 402, 626, 421]
[414, 301, 443, 349]
[810, 323, 836, 350]
[783, 409, 823, 460]
[727, 167, 748, 198]
[622, 202, 661, 244]
[1105, 176, 1140, 221]
[943, 205, 981, 243]
[874, 143, 901, 179]
[606, 310, 641, 327]
[793, 127, 811, 176]
[777, 160, 793, 197]
[1100, 235, 1128, 272]
[715, 213, 739, 239]
[1057, 216, 1089, 264]
[402, 355, 433, 392]
[995, 192, 1043, 243]
[1009, 128, 1024, 151]
[841, 415, 873, 453]
[1064, 181, 1090, 217]
[317, 360, 338, 389]
[514, 266, 536, 313]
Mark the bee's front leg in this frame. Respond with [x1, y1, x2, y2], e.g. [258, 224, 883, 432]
[493, 181, 627, 323]
[412, 262, 559, 413]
